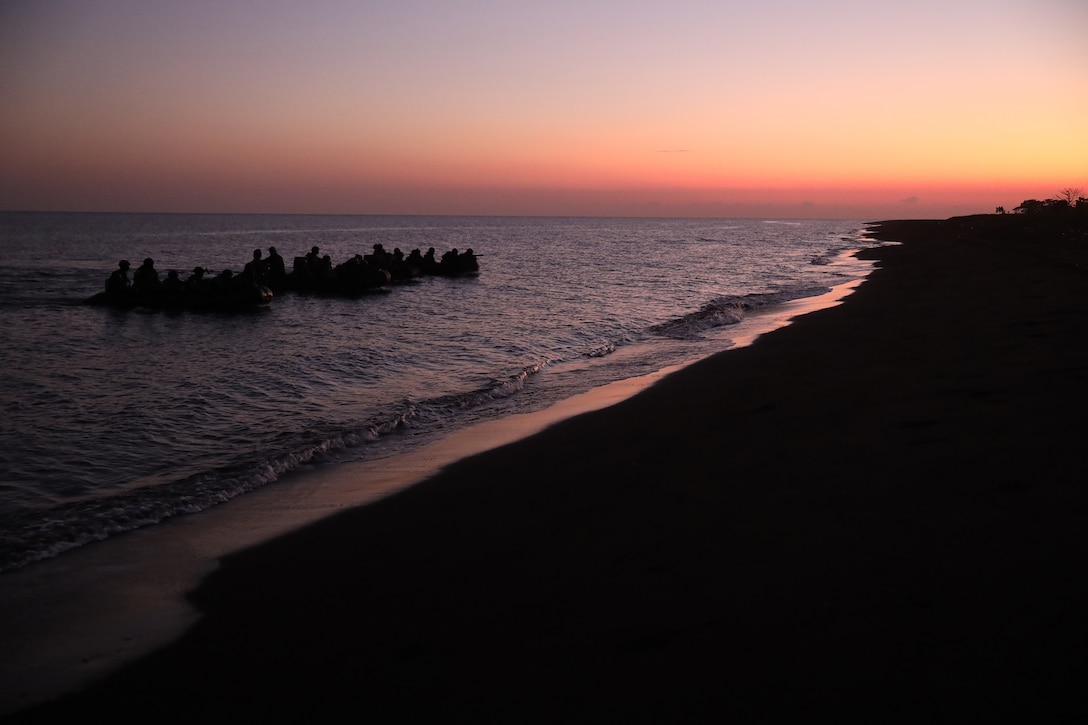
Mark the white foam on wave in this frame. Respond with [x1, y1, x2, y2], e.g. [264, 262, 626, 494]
[649, 284, 832, 340]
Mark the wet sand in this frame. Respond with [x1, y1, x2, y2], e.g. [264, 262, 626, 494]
[7, 214, 1088, 722]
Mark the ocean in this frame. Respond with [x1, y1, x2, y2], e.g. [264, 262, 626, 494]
[0, 212, 876, 574]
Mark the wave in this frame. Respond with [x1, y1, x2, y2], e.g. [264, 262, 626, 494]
[419, 360, 555, 413]
[0, 359, 570, 572]
[649, 284, 831, 340]
[0, 436, 361, 572]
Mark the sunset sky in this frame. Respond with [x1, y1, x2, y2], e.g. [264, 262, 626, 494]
[2, 0, 1085, 218]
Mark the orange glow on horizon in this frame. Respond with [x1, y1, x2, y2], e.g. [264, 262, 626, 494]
[1, 1, 1085, 218]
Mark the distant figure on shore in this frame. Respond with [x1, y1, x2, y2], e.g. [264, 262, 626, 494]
[132, 258, 160, 294]
[106, 260, 131, 294]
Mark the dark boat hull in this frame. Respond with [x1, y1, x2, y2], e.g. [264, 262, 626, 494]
[87, 285, 273, 311]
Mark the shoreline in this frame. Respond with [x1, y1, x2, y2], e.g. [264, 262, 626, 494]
[0, 263, 872, 717]
[9, 213, 1088, 721]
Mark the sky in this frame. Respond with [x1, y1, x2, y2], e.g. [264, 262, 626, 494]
[1, 0, 1085, 218]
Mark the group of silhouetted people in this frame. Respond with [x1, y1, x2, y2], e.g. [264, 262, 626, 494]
[106, 257, 169, 295]
[99, 255, 274, 309]
[104, 255, 270, 296]
[99, 243, 479, 308]
[286, 243, 478, 294]
[242, 246, 287, 287]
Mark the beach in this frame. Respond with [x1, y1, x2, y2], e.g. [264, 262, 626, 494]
[7, 214, 1088, 722]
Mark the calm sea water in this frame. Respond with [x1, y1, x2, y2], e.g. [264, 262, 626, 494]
[0, 212, 874, 572]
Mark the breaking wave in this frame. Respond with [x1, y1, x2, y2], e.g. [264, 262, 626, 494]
[650, 284, 831, 340]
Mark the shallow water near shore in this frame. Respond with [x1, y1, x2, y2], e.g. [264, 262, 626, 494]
[0, 271, 869, 716]
[0, 213, 873, 574]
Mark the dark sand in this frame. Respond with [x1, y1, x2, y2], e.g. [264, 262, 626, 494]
[8, 215, 1088, 722]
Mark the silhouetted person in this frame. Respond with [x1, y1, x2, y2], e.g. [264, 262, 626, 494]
[132, 258, 160, 294]
[267, 246, 286, 285]
[366, 243, 392, 270]
[461, 248, 478, 272]
[185, 267, 207, 295]
[405, 248, 425, 275]
[106, 260, 131, 295]
[162, 269, 183, 296]
[440, 248, 459, 274]
[212, 269, 235, 295]
[422, 247, 439, 274]
[244, 248, 268, 284]
[305, 246, 322, 277]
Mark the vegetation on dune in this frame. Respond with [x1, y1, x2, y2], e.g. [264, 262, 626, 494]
[996, 187, 1087, 217]
[924, 187, 1088, 252]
